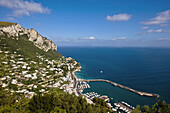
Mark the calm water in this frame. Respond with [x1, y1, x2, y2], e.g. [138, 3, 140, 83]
[58, 47, 170, 106]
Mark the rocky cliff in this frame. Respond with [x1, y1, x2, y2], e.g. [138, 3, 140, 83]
[0, 22, 57, 52]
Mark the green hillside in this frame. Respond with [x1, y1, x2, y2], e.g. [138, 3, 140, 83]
[0, 22, 114, 113]
[0, 33, 62, 59]
[0, 87, 112, 113]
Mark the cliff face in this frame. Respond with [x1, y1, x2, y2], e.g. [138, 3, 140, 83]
[0, 23, 57, 52]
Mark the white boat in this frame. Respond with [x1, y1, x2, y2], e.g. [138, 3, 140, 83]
[123, 108, 126, 111]
[112, 108, 117, 111]
[120, 107, 123, 110]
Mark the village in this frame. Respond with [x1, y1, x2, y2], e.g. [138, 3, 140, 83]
[0, 45, 81, 98]
[0, 45, 135, 113]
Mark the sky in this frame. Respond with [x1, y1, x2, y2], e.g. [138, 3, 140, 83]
[0, 0, 170, 47]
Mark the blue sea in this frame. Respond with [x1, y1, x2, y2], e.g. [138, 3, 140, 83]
[58, 47, 170, 107]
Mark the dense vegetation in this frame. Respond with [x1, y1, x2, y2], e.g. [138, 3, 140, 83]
[1, 85, 170, 113]
[93, 97, 107, 107]
[0, 87, 112, 113]
[0, 21, 16, 27]
[132, 100, 170, 113]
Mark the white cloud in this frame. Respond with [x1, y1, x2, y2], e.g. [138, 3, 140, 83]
[106, 13, 131, 21]
[89, 37, 95, 40]
[35, 22, 40, 26]
[61, 39, 70, 42]
[137, 29, 170, 35]
[160, 24, 168, 27]
[141, 10, 170, 25]
[0, 0, 50, 17]
[155, 29, 163, 33]
[157, 38, 170, 41]
[7, 17, 16, 21]
[79, 36, 95, 40]
[141, 26, 149, 29]
[112, 37, 127, 40]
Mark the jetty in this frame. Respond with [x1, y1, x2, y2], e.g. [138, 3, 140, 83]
[80, 79, 159, 98]
[114, 102, 133, 112]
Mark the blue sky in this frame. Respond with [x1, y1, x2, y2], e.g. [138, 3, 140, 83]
[0, 0, 170, 47]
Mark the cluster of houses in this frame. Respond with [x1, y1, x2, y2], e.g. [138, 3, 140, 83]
[0, 47, 81, 99]
[0, 45, 135, 112]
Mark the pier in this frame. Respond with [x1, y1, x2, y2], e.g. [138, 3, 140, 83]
[116, 103, 133, 112]
[80, 79, 159, 98]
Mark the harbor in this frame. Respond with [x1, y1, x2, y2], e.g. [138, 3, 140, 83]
[81, 79, 159, 98]
[72, 67, 159, 112]
[82, 91, 135, 113]
[113, 101, 135, 113]
[73, 74, 136, 112]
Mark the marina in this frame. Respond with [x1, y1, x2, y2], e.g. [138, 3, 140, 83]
[83, 91, 135, 113]
[72, 71, 158, 112]
[81, 79, 159, 98]
[114, 102, 134, 113]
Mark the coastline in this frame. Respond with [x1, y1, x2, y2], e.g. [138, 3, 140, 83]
[72, 66, 82, 81]
[58, 47, 170, 112]
[72, 65, 94, 104]
[72, 65, 135, 112]
[82, 79, 159, 98]
[72, 65, 159, 98]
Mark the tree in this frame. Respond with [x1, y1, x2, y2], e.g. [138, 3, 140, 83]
[132, 100, 170, 113]
[50, 107, 66, 113]
[131, 105, 142, 113]
[0, 87, 16, 106]
[142, 105, 150, 113]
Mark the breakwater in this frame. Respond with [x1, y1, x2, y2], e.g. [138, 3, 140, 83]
[80, 79, 159, 98]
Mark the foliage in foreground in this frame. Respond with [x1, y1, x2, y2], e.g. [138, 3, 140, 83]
[0, 87, 112, 113]
[132, 100, 170, 113]
[1, 85, 170, 113]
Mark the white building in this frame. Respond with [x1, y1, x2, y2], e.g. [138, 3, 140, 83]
[11, 79, 17, 84]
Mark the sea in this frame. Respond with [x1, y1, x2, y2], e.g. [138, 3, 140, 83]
[58, 47, 170, 107]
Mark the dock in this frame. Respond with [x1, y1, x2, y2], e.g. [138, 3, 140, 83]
[81, 79, 159, 98]
[117, 102, 132, 112]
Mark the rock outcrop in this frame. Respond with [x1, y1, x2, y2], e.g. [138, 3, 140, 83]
[0, 23, 57, 52]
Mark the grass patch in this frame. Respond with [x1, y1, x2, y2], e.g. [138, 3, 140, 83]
[0, 21, 17, 27]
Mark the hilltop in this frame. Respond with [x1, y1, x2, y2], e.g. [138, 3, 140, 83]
[0, 21, 62, 59]
[0, 21, 17, 27]
[0, 21, 57, 52]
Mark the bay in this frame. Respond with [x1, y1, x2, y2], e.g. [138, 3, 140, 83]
[58, 47, 170, 106]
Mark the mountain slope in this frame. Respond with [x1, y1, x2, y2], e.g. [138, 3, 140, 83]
[0, 21, 113, 113]
[0, 21, 62, 59]
[0, 21, 57, 52]
[0, 33, 62, 59]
